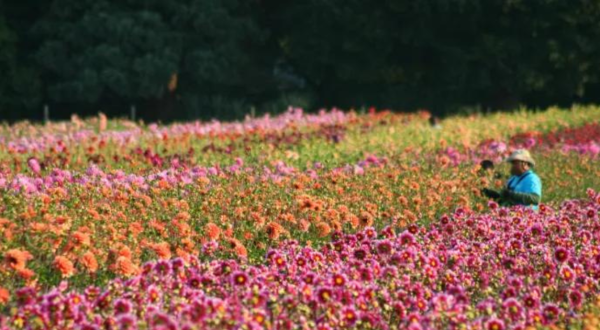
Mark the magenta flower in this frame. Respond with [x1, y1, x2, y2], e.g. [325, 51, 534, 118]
[116, 314, 137, 328]
[560, 265, 575, 282]
[399, 231, 415, 246]
[341, 307, 358, 326]
[502, 298, 524, 321]
[332, 274, 347, 287]
[542, 304, 561, 324]
[353, 248, 367, 260]
[485, 317, 505, 330]
[27, 157, 42, 175]
[568, 290, 583, 309]
[554, 247, 569, 263]
[317, 287, 333, 303]
[113, 299, 133, 315]
[587, 208, 597, 219]
[153, 260, 172, 276]
[231, 271, 249, 286]
[376, 240, 393, 254]
[523, 295, 539, 310]
[187, 276, 201, 289]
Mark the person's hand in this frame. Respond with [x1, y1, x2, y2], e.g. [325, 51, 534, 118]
[482, 188, 500, 199]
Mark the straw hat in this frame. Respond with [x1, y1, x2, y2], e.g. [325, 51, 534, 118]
[506, 149, 535, 167]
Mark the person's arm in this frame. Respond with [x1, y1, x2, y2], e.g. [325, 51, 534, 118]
[481, 174, 514, 200]
[482, 188, 501, 199]
[503, 191, 541, 205]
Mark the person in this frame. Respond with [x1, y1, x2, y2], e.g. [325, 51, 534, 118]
[482, 149, 542, 210]
[429, 116, 442, 129]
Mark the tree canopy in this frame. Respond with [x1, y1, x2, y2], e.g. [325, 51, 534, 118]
[2, 0, 600, 121]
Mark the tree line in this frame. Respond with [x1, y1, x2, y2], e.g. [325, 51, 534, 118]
[2, 0, 600, 122]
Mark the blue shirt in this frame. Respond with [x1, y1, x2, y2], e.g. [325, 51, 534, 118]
[506, 170, 542, 210]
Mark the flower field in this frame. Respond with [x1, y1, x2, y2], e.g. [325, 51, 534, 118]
[1, 106, 600, 329]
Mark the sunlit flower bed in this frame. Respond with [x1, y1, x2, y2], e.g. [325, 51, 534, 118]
[0, 106, 599, 329]
[2, 192, 600, 329]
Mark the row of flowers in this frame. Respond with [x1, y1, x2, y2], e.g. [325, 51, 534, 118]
[0, 106, 598, 328]
[1, 107, 597, 179]
[3, 120, 599, 197]
[0, 134, 598, 296]
[2, 190, 600, 329]
[0, 155, 391, 196]
[0, 107, 384, 154]
[441, 122, 600, 166]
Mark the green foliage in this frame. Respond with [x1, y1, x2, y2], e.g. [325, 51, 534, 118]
[266, 0, 600, 112]
[0, 15, 41, 117]
[3, 0, 600, 120]
[33, 0, 270, 120]
[0, 17, 16, 107]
